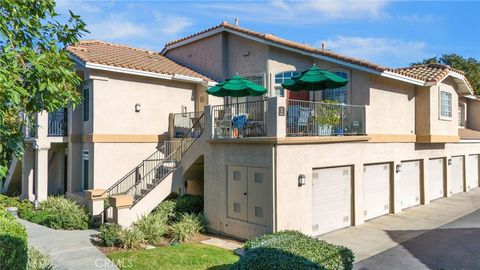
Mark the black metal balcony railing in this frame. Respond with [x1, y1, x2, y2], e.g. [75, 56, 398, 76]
[286, 99, 365, 136]
[212, 100, 268, 138]
[48, 109, 68, 136]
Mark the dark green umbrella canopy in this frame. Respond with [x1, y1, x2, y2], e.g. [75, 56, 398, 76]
[281, 65, 349, 91]
[207, 75, 267, 97]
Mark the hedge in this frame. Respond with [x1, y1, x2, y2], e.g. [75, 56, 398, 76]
[233, 230, 354, 270]
[0, 210, 28, 270]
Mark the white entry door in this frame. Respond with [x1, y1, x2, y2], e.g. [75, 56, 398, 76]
[312, 166, 351, 236]
[467, 155, 479, 190]
[400, 160, 421, 209]
[450, 156, 464, 195]
[363, 163, 390, 220]
[429, 158, 445, 201]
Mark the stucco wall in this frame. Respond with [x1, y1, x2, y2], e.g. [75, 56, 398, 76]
[166, 33, 224, 81]
[90, 70, 196, 135]
[47, 144, 67, 195]
[367, 76, 416, 134]
[467, 98, 480, 131]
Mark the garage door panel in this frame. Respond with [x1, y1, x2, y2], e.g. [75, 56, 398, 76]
[451, 156, 464, 195]
[468, 155, 479, 190]
[429, 158, 445, 201]
[312, 166, 351, 235]
[400, 160, 421, 209]
[363, 163, 390, 220]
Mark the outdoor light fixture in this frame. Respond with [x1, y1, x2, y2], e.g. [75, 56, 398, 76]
[135, 103, 141, 112]
[448, 158, 452, 166]
[298, 174, 306, 187]
[396, 164, 402, 173]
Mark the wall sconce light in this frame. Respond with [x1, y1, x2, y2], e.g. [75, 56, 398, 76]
[448, 158, 452, 166]
[395, 164, 402, 173]
[298, 174, 306, 187]
[135, 103, 141, 112]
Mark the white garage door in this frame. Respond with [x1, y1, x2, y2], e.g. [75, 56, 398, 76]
[400, 160, 421, 209]
[450, 156, 464, 195]
[312, 166, 351, 236]
[363, 163, 390, 220]
[429, 158, 445, 201]
[467, 155, 479, 190]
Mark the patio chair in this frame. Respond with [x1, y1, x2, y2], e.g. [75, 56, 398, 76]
[217, 107, 233, 137]
[297, 107, 311, 135]
[287, 105, 300, 134]
[232, 114, 250, 137]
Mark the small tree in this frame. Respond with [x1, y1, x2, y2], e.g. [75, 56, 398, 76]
[0, 0, 87, 177]
[412, 54, 480, 95]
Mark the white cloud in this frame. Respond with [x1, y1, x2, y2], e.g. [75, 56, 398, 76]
[153, 13, 193, 35]
[320, 36, 429, 67]
[88, 14, 148, 40]
[56, 0, 102, 14]
[297, 0, 389, 19]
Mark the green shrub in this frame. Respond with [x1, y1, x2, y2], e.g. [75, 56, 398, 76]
[28, 247, 53, 270]
[0, 210, 28, 270]
[25, 196, 89, 230]
[174, 195, 203, 215]
[134, 212, 168, 246]
[0, 194, 33, 215]
[152, 200, 177, 222]
[235, 230, 354, 270]
[118, 227, 144, 249]
[99, 223, 122, 247]
[169, 213, 207, 243]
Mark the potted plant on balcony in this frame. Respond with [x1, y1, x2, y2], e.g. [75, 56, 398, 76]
[313, 100, 341, 135]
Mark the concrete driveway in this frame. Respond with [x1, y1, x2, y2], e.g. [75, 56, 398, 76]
[318, 188, 480, 270]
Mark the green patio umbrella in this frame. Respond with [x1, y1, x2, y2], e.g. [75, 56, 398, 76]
[207, 75, 267, 98]
[281, 65, 349, 92]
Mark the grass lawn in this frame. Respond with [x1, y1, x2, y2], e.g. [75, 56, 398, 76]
[107, 243, 239, 270]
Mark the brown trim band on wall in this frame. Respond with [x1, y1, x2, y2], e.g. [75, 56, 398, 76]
[416, 135, 460, 143]
[69, 134, 168, 143]
[368, 134, 417, 143]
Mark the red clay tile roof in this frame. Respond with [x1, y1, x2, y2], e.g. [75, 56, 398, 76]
[459, 128, 480, 140]
[388, 64, 465, 82]
[164, 22, 471, 86]
[67, 40, 212, 82]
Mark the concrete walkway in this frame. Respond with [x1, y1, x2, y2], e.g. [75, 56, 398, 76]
[20, 219, 118, 270]
[317, 188, 480, 269]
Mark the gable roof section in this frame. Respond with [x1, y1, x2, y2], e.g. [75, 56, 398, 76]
[163, 22, 473, 93]
[67, 40, 213, 83]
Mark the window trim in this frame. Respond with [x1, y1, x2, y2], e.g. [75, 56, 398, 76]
[82, 150, 89, 191]
[274, 70, 301, 97]
[439, 89, 453, 121]
[319, 68, 351, 104]
[83, 88, 90, 122]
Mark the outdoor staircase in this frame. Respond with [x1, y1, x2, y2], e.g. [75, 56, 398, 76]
[102, 112, 205, 223]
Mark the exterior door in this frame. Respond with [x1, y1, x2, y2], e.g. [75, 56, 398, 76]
[227, 166, 248, 221]
[450, 156, 464, 195]
[468, 155, 479, 190]
[247, 167, 271, 226]
[312, 166, 351, 236]
[400, 161, 421, 209]
[429, 158, 445, 201]
[363, 163, 390, 220]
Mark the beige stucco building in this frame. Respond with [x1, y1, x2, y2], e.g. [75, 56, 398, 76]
[4, 22, 480, 240]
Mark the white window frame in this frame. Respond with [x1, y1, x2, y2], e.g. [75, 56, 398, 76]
[439, 90, 452, 121]
[319, 68, 351, 104]
[274, 70, 301, 97]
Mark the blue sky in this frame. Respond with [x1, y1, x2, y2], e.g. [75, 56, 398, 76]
[57, 0, 480, 68]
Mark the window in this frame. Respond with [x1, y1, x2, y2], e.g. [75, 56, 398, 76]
[440, 91, 452, 119]
[458, 104, 465, 126]
[83, 88, 89, 121]
[82, 150, 89, 191]
[323, 71, 349, 103]
[274, 71, 300, 97]
[244, 74, 265, 87]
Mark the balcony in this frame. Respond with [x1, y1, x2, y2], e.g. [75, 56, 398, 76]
[48, 109, 68, 136]
[209, 97, 365, 139]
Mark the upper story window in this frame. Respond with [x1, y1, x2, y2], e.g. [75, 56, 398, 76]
[323, 70, 349, 104]
[275, 71, 300, 97]
[83, 88, 89, 121]
[439, 91, 452, 119]
[244, 74, 265, 87]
